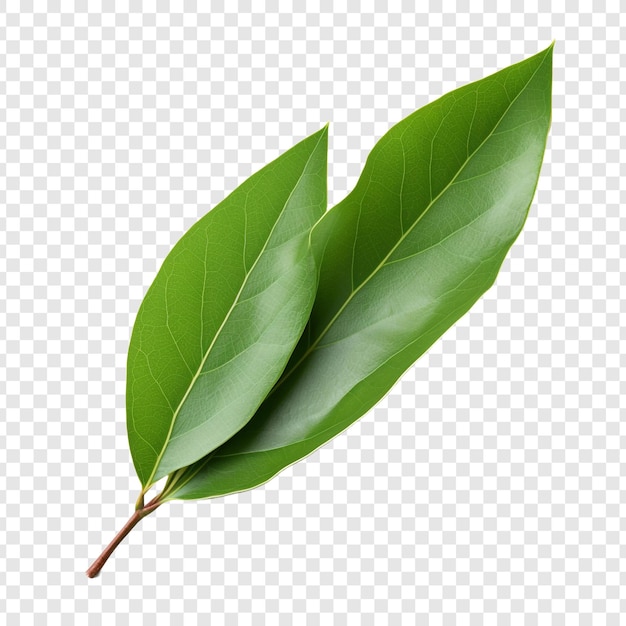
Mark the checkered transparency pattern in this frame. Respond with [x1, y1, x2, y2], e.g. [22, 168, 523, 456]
[0, 1, 624, 623]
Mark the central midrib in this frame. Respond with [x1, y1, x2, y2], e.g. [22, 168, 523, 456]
[143, 131, 325, 487]
[270, 52, 548, 397]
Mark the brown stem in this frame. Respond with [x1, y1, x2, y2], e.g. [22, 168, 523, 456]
[85, 496, 162, 578]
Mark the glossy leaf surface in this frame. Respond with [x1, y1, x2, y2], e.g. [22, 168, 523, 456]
[127, 127, 328, 487]
[167, 45, 553, 501]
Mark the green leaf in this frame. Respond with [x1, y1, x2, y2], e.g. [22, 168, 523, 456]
[165, 45, 553, 501]
[127, 126, 328, 488]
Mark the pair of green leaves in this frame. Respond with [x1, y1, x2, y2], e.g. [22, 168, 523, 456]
[90, 45, 552, 576]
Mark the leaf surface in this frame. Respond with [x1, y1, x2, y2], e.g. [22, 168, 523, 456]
[127, 127, 328, 487]
[165, 45, 553, 501]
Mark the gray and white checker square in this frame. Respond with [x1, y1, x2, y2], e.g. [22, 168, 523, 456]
[1, 2, 624, 624]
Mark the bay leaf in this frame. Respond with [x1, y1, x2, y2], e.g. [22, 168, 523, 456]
[127, 126, 328, 488]
[165, 45, 553, 501]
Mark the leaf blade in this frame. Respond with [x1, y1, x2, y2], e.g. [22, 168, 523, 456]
[166, 45, 553, 500]
[127, 126, 328, 487]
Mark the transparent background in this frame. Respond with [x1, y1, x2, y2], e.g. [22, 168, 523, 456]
[1, 2, 624, 624]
